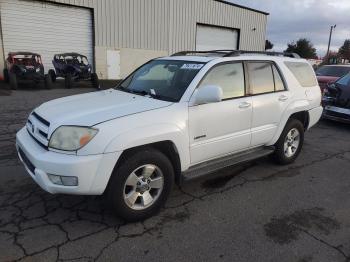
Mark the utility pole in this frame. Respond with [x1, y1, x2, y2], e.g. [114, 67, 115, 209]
[326, 24, 336, 59]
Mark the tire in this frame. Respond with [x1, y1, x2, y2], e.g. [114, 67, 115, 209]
[273, 119, 304, 165]
[48, 69, 56, 83]
[3, 69, 9, 83]
[9, 73, 18, 90]
[65, 73, 73, 89]
[44, 74, 52, 89]
[106, 148, 174, 222]
[91, 73, 100, 89]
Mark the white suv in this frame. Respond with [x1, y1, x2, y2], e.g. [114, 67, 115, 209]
[16, 50, 323, 221]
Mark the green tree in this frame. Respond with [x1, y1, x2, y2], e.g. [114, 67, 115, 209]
[338, 39, 350, 60]
[265, 40, 274, 50]
[284, 38, 317, 59]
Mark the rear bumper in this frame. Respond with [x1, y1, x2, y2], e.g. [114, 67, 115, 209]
[16, 127, 121, 195]
[308, 106, 323, 129]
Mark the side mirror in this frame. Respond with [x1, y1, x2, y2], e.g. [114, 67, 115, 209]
[192, 85, 223, 105]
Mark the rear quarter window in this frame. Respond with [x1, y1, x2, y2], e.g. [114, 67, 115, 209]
[284, 62, 317, 87]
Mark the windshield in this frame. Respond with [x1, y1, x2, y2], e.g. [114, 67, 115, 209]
[316, 66, 350, 77]
[12, 55, 41, 66]
[117, 60, 205, 102]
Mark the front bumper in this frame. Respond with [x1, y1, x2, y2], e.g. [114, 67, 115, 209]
[323, 108, 350, 124]
[16, 127, 121, 195]
[18, 72, 45, 81]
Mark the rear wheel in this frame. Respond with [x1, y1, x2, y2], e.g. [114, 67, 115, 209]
[9, 73, 18, 90]
[106, 149, 174, 221]
[91, 73, 100, 89]
[44, 74, 53, 89]
[273, 119, 304, 165]
[3, 69, 9, 83]
[48, 69, 56, 82]
[65, 73, 73, 89]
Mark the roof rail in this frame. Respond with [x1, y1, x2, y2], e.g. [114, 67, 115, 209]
[171, 50, 300, 59]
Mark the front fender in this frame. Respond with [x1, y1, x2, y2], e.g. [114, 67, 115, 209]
[268, 99, 310, 145]
[104, 123, 190, 171]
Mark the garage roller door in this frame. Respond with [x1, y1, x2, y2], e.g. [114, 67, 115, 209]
[0, 0, 93, 72]
[196, 24, 238, 51]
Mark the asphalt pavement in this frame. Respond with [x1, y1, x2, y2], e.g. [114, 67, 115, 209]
[0, 82, 350, 262]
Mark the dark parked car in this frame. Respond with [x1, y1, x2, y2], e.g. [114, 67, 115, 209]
[3, 52, 52, 90]
[323, 73, 350, 124]
[50, 53, 99, 89]
[316, 65, 350, 91]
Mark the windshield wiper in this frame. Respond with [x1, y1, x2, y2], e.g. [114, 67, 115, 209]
[117, 87, 176, 102]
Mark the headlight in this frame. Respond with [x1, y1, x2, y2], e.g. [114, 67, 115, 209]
[36, 68, 40, 72]
[49, 126, 98, 151]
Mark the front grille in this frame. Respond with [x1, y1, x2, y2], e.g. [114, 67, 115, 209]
[32, 112, 50, 127]
[39, 130, 48, 139]
[27, 112, 50, 150]
[18, 147, 35, 174]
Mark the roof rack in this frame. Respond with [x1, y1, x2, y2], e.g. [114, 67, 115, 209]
[171, 50, 300, 59]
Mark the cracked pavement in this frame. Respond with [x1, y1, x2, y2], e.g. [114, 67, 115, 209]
[1, 84, 350, 262]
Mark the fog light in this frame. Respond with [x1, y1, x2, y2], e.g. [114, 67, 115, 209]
[48, 174, 63, 185]
[61, 176, 78, 186]
[47, 174, 78, 186]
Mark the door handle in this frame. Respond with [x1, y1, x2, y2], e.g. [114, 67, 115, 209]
[239, 102, 251, 108]
[279, 95, 289, 102]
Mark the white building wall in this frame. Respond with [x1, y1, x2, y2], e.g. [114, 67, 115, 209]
[0, 0, 268, 79]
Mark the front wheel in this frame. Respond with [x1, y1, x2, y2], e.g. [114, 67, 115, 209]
[44, 74, 53, 89]
[91, 73, 100, 89]
[9, 73, 18, 90]
[273, 119, 304, 165]
[65, 73, 73, 89]
[3, 69, 9, 83]
[106, 149, 174, 222]
[48, 69, 56, 82]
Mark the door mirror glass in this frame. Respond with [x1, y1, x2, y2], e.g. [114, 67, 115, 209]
[193, 85, 223, 105]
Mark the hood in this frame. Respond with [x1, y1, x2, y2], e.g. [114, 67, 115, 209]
[35, 89, 173, 129]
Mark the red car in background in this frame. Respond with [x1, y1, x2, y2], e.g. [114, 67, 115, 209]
[316, 65, 350, 91]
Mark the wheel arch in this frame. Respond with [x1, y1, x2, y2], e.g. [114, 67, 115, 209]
[112, 141, 182, 185]
[289, 111, 310, 130]
[269, 105, 310, 146]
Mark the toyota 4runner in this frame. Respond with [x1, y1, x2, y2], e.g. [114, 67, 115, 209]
[16, 50, 323, 221]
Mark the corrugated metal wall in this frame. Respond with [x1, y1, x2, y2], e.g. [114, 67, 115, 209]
[44, 0, 267, 53]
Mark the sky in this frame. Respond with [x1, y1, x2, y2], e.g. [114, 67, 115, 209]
[230, 0, 350, 57]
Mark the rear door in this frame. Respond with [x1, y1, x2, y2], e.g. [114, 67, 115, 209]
[247, 61, 290, 147]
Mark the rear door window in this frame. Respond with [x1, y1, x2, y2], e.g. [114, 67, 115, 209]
[272, 65, 286, 91]
[247, 62, 275, 95]
[285, 61, 317, 87]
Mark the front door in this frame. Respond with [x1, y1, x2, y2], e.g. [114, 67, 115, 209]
[189, 62, 252, 164]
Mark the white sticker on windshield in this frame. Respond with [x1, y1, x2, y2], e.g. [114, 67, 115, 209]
[181, 64, 204, 70]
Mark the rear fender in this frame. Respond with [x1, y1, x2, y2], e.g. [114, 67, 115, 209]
[268, 99, 310, 145]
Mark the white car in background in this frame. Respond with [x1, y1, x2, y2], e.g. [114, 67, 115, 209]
[16, 50, 323, 221]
